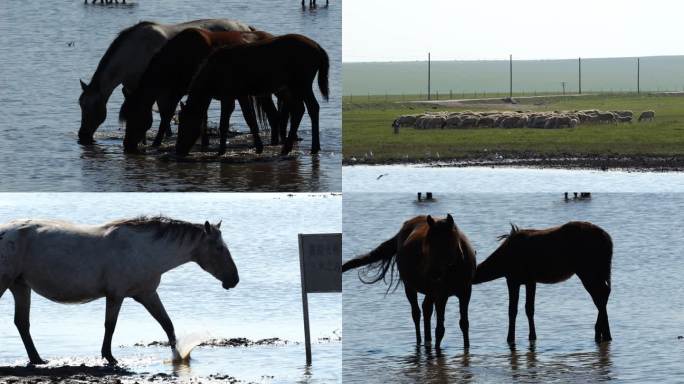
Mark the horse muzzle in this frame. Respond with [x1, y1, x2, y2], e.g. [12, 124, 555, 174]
[222, 276, 239, 290]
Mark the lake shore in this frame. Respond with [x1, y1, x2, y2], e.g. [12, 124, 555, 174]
[343, 153, 684, 172]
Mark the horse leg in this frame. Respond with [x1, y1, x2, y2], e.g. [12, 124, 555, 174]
[153, 97, 175, 147]
[10, 281, 46, 365]
[237, 97, 263, 154]
[421, 296, 433, 344]
[282, 99, 305, 155]
[216, 99, 235, 152]
[134, 292, 176, 353]
[459, 285, 471, 349]
[507, 279, 520, 345]
[525, 283, 537, 341]
[258, 96, 280, 146]
[434, 296, 448, 349]
[101, 296, 123, 365]
[277, 97, 290, 144]
[303, 89, 321, 154]
[579, 274, 612, 342]
[404, 285, 421, 345]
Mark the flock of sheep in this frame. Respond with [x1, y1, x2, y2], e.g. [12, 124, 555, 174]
[393, 109, 656, 130]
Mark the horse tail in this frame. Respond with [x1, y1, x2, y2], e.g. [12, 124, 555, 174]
[251, 96, 270, 129]
[343, 232, 401, 292]
[316, 45, 330, 101]
[604, 230, 613, 289]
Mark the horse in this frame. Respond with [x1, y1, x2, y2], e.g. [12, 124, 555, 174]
[342, 214, 476, 349]
[119, 28, 285, 154]
[0, 216, 238, 365]
[473, 221, 613, 344]
[78, 19, 254, 144]
[176, 33, 329, 157]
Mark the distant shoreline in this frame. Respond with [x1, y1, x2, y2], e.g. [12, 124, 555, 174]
[343, 154, 684, 172]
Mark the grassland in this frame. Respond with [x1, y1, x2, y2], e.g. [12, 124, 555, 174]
[343, 93, 684, 170]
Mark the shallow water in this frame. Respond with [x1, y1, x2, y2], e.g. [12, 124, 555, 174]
[343, 193, 684, 383]
[0, 193, 341, 382]
[0, 1, 341, 191]
[343, 165, 684, 192]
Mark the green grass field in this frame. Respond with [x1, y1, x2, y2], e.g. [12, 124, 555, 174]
[343, 93, 684, 164]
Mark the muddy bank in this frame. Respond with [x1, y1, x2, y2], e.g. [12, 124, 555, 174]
[132, 334, 341, 348]
[344, 153, 684, 172]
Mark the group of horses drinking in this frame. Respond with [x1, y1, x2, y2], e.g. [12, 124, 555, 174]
[78, 19, 329, 156]
[343, 215, 613, 349]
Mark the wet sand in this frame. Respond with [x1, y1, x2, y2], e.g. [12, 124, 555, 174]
[0, 336, 341, 384]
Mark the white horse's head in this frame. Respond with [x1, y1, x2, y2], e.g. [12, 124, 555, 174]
[78, 79, 107, 144]
[193, 221, 239, 290]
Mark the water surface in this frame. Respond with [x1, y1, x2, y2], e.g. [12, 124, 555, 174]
[343, 193, 684, 383]
[343, 165, 684, 192]
[0, 1, 341, 191]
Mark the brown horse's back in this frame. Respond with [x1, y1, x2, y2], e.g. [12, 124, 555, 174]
[203, 30, 274, 48]
[520, 221, 612, 284]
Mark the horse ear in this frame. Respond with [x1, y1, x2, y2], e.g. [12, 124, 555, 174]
[446, 214, 455, 227]
[426, 215, 435, 227]
[80, 79, 87, 91]
[510, 223, 517, 235]
[204, 221, 212, 234]
[122, 87, 131, 98]
[216, 220, 222, 229]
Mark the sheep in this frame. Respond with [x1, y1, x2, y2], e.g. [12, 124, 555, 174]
[638, 110, 655, 122]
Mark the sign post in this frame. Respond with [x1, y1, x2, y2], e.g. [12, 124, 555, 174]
[298, 233, 342, 365]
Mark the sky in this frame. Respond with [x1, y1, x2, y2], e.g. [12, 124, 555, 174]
[343, 0, 684, 62]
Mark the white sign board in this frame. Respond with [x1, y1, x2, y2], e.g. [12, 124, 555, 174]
[298, 233, 342, 365]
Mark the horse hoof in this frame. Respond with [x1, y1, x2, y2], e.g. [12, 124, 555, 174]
[29, 358, 47, 366]
[104, 356, 118, 366]
[255, 146, 264, 154]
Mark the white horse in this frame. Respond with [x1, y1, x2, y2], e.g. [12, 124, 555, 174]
[78, 19, 254, 144]
[0, 216, 238, 365]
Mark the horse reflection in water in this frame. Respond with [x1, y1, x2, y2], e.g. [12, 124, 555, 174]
[0, 216, 238, 365]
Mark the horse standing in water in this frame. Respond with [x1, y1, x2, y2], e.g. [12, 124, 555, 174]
[473, 221, 613, 344]
[78, 19, 253, 144]
[119, 28, 284, 154]
[342, 214, 476, 349]
[0, 216, 238, 365]
[176, 34, 329, 156]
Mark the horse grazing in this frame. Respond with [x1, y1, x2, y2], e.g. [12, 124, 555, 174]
[176, 33, 329, 157]
[473, 221, 613, 344]
[342, 214, 476, 349]
[119, 28, 282, 154]
[78, 19, 253, 144]
[0, 216, 238, 365]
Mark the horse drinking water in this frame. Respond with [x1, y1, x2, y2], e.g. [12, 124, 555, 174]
[0, 216, 238, 365]
[342, 214, 476, 349]
[78, 19, 253, 144]
[119, 28, 284, 154]
[176, 33, 329, 156]
[473, 221, 613, 344]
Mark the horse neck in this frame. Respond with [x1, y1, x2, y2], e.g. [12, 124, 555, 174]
[91, 26, 171, 99]
[136, 232, 199, 275]
[473, 249, 508, 284]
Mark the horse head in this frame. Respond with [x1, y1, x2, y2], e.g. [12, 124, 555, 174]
[423, 214, 463, 284]
[193, 220, 239, 290]
[78, 79, 107, 144]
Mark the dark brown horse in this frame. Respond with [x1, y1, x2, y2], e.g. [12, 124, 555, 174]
[343, 214, 476, 349]
[473, 221, 613, 344]
[176, 33, 329, 156]
[119, 28, 283, 154]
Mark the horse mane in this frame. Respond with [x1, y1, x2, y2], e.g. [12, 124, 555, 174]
[497, 223, 520, 241]
[104, 215, 205, 243]
[91, 21, 158, 87]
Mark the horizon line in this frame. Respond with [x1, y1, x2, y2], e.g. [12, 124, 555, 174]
[343, 54, 684, 64]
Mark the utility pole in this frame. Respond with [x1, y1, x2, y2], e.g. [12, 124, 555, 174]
[578, 57, 582, 94]
[427, 52, 431, 100]
[509, 54, 513, 98]
[561, 81, 566, 95]
[637, 57, 640, 94]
